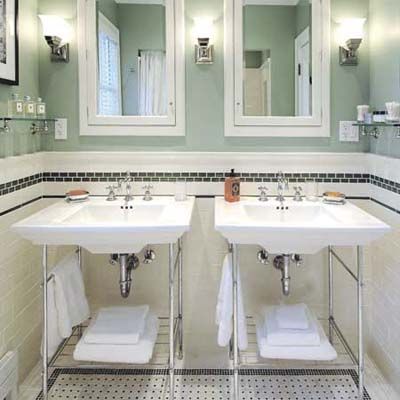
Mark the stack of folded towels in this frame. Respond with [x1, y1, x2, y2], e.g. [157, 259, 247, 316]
[73, 305, 159, 364]
[256, 303, 337, 361]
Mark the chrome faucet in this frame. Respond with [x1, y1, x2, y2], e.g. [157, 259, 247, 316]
[276, 171, 289, 205]
[119, 171, 134, 205]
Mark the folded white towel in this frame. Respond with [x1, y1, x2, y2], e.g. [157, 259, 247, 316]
[84, 306, 150, 345]
[41, 278, 64, 360]
[256, 315, 337, 361]
[73, 313, 159, 364]
[275, 303, 309, 330]
[216, 254, 248, 351]
[53, 252, 90, 338]
[263, 306, 320, 347]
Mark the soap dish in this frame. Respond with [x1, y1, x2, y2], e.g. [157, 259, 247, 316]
[66, 189, 90, 203]
[323, 191, 346, 205]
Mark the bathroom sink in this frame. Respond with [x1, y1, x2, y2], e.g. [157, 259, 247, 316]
[12, 197, 195, 254]
[215, 197, 390, 254]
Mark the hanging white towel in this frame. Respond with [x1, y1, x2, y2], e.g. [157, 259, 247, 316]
[53, 252, 90, 338]
[84, 306, 150, 345]
[41, 278, 64, 360]
[275, 303, 309, 330]
[74, 313, 159, 364]
[216, 254, 248, 351]
[263, 306, 320, 347]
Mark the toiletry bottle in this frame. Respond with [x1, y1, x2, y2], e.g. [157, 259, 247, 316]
[225, 169, 240, 203]
[8, 93, 24, 117]
[36, 97, 46, 119]
[23, 96, 36, 118]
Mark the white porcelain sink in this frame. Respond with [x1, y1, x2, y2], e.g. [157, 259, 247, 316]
[12, 197, 195, 254]
[215, 197, 390, 254]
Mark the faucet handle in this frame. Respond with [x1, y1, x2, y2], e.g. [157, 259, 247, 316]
[143, 184, 153, 201]
[106, 185, 118, 201]
[293, 186, 303, 201]
[258, 186, 269, 202]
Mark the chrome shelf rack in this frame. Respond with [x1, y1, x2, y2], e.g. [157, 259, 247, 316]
[0, 117, 57, 135]
[228, 244, 367, 400]
[41, 240, 184, 400]
[353, 122, 400, 139]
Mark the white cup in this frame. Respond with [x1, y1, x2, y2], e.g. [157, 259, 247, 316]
[175, 181, 187, 201]
[357, 105, 370, 122]
[386, 102, 400, 122]
[305, 180, 319, 201]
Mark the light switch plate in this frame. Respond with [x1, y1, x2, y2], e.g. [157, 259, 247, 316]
[339, 121, 359, 142]
[55, 118, 68, 140]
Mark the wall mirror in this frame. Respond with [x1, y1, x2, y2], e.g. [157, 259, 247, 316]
[224, 0, 330, 137]
[78, 0, 185, 136]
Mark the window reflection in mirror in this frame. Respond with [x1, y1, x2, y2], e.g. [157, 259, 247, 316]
[242, 0, 312, 117]
[96, 0, 167, 117]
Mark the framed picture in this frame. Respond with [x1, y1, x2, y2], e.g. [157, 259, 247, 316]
[0, 0, 18, 85]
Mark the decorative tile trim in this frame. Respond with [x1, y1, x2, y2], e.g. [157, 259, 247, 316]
[0, 173, 42, 196]
[370, 174, 400, 195]
[41, 171, 371, 184]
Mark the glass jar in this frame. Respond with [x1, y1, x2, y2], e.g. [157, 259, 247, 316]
[8, 93, 24, 117]
[36, 97, 46, 119]
[23, 96, 36, 118]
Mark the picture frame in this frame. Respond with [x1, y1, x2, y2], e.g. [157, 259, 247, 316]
[0, 0, 19, 85]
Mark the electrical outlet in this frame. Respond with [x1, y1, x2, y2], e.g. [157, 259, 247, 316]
[339, 121, 359, 142]
[55, 118, 68, 140]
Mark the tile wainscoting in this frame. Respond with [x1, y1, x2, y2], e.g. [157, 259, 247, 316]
[0, 152, 399, 396]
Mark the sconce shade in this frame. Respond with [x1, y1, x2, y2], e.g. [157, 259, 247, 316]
[39, 15, 71, 62]
[193, 17, 214, 65]
[39, 15, 72, 44]
[338, 18, 366, 66]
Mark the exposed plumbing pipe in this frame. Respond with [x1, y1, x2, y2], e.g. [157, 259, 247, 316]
[273, 254, 291, 296]
[119, 254, 132, 298]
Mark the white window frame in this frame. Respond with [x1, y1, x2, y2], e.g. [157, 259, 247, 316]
[97, 12, 122, 116]
[224, 0, 331, 137]
[78, 0, 185, 136]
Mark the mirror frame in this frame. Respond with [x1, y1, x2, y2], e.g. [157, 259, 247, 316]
[78, 0, 185, 136]
[224, 0, 331, 137]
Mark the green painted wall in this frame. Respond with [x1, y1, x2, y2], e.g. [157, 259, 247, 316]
[244, 5, 296, 116]
[0, 0, 41, 157]
[369, 0, 400, 158]
[97, 0, 118, 27]
[118, 4, 166, 115]
[296, 0, 311, 36]
[36, 0, 370, 153]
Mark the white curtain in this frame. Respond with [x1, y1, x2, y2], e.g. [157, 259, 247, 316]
[138, 50, 167, 116]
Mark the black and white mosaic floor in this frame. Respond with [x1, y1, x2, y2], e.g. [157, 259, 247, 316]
[36, 368, 370, 400]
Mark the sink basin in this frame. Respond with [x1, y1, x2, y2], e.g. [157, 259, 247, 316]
[12, 197, 195, 254]
[215, 197, 390, 254]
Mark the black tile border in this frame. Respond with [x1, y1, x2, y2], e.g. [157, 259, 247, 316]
[35, 368, 370, 400]
[0, 171, 399, 196]
[40, 171, 372, 184]
[1, 170, 400, 217]
[1, 171, 400, 199]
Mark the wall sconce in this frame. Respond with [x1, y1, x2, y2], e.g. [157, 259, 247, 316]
[338, 18, 366, 66]
[193, 18, 214, 65]
[39, 15, 71, 63]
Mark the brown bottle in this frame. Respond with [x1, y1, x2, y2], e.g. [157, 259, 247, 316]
[224, 169, 240, 203]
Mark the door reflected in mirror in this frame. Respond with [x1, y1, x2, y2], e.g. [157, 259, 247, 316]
[242, 0, 312, 117]
[96, 0, 167, 117]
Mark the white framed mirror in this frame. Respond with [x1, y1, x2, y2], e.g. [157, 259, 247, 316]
[224, 0, 331, 137]
[78, 0, 185, 136]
